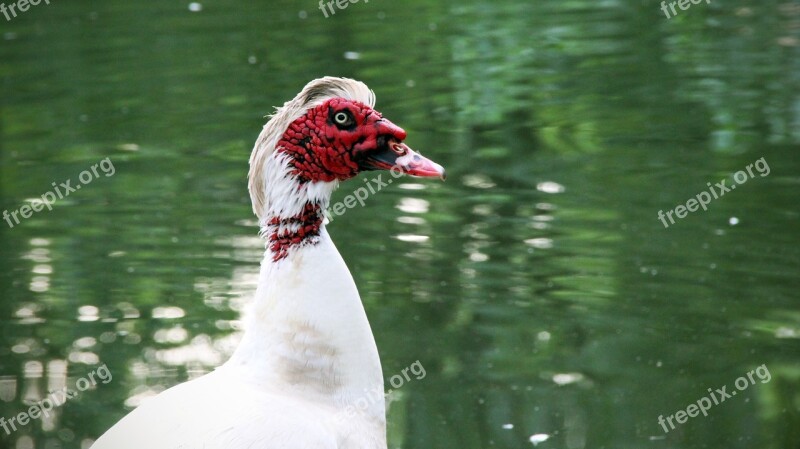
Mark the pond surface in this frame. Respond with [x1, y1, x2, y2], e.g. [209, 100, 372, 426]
[1, 1, 799, 448]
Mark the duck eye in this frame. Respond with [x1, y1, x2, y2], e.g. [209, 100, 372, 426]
[333, 111, 352, 126]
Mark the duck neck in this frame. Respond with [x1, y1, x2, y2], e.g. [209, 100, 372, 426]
[253, 152, 335, 261]
[227, 164, 385, 432]
[264, 201, 325, 261]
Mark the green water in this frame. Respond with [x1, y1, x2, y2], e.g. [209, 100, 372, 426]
[1, 1, 799, 448]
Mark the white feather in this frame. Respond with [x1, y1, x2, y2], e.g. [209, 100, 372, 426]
[92, 77, 388, 449]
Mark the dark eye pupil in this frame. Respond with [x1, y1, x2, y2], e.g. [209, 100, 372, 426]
[335, 112, 350, 124]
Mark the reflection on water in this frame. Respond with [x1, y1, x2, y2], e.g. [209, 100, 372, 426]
[1, 1, 799, 448]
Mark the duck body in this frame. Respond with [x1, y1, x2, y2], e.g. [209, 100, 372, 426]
[92, 77, 444, 449]
[94, 227, 385, 449]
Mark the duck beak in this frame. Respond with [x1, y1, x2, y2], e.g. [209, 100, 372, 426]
[361, 140, 446, 180]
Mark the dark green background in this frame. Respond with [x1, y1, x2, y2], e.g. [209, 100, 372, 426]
[1, 0, 798, 448]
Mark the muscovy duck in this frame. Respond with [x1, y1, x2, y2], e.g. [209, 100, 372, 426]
[92, 77, 445, 449]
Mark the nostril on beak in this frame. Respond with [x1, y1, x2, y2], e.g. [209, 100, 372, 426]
[390, 141, 407, 155]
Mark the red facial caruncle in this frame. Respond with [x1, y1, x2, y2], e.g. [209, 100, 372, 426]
[275, 99, 400, 182]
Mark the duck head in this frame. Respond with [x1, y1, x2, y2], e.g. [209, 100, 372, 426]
[276, 97, 445, 183]
[247, 77, 445, 260]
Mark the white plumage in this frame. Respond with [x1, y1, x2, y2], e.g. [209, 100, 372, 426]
[93, 78, 389, 449]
